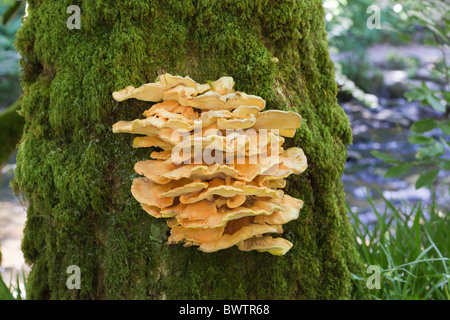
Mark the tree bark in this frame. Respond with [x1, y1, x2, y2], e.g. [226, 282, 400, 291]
[13, 0, 361, 299]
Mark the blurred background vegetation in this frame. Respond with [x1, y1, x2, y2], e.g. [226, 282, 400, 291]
[324, 0, 449, 300]
[0, 0, 449, 300]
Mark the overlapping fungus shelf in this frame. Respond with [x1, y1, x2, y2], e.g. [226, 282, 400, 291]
[112, 73, 307, 255]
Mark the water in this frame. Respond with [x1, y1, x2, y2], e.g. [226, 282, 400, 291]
[342, 99, 450, 224]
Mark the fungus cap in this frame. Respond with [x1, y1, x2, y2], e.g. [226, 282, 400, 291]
[237, 236, 293, 255]
[112, 73, 307, 256]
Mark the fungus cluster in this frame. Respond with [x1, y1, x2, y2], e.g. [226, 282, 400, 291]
[112, 74, 307, 255]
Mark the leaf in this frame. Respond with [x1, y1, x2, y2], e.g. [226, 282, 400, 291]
[1, 1, 22, 25]
[397, 33, 411, 43]
[416, 142, 445, 159]
[439, 160, 450, 171]
[404, 90, 424, 102]
[438, 121, 450, 136]
[407, 134, 435, 145]
[421, 81, 429, 91]
[426, 93, 446, 113]
[371, 151, 398, 163]
[384, 163, 413, 178]
[410, 119, 438, 133]
[415, 170, 439, 189]
[0, 276, 14, 300]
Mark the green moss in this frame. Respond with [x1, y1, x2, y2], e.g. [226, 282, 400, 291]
[14, 0, 362, 299]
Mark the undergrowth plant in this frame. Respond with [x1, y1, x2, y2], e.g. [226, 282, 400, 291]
[0, 269, 26, 300]
[370, 0, 450, 191]
[350, 192, 450, 300]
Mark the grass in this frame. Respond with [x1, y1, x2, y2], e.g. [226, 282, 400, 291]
[0, 269, 26, 300]
[350, 190, 450, 300]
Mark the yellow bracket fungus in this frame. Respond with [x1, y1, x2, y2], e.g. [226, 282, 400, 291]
[113, 73, 308, 255]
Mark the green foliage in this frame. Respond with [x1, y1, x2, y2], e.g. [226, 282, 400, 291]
[0, 270, 27, 300]
[371, 151, 398, 163]
[399, 1, 449, 114]
[398, 0, 449, 46]
[324, 0, 405, 103]
[416, 141, 445, 160]
[0, 275, 14, 300]
[405, 83, 447, 114]
[1, 0, 23, 25]
[325, 0, 402, 53]
[0, 1, 23, 109]
[371, 115, 449, 187]
[410, 119, 438, 134]
[325, 0, 448, 108]
[372, 116, 449, 189]
[372, 0, 450, 192]
[407, 135, 435, 145]
[416, 170, 439, 190]
[384, 163, 412, 178]
[351, 193, 450, 300]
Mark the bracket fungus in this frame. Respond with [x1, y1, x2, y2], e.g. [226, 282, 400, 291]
[113, 73, 308, 256]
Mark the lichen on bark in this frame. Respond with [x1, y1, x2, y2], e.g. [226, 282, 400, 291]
[13, 0, 362, 299]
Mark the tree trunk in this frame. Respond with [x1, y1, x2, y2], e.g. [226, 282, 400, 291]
[13, 0, 361, 299]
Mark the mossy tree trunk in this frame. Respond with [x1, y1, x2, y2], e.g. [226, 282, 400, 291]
[14, 0, 361, 299]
